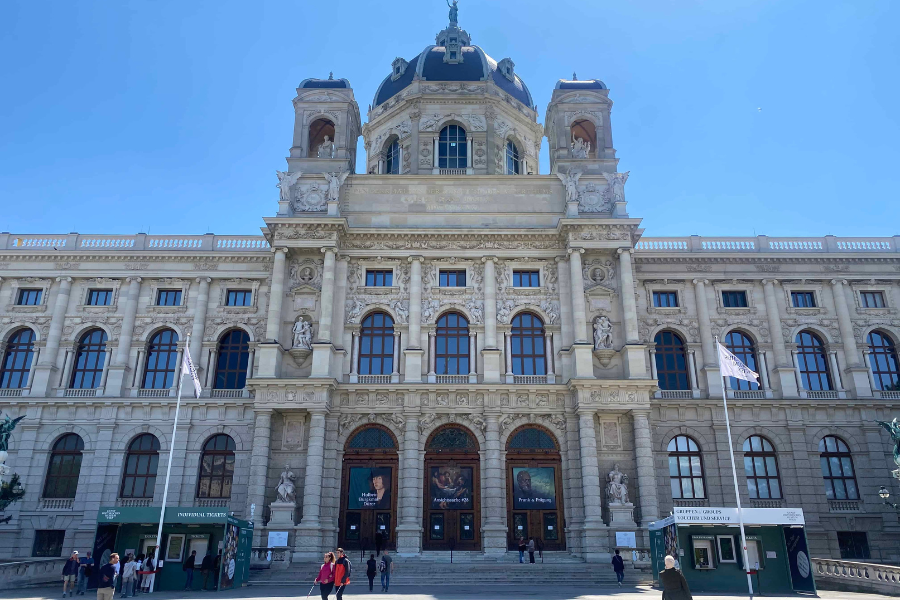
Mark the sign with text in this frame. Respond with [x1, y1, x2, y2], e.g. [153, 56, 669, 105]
[267, 531, 288, 548]
[615, 531, 636, 548]
[671, 507, 805, 526]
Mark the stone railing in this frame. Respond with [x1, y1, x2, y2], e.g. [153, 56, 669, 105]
[0, 558, 68, 591]
[250, 547, 291, 570]
[829, 499, 862, 513]
[635, 235, 899, 253]
[38, 498, 74, 510]
[1, 232, 270, 252]
[812, 558, 900, 596]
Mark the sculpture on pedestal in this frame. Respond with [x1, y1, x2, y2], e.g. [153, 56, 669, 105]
[276, 464, 296, 503]
[593, 316, 613, 350]
[605, 463, 629, 504]
[275, 170, 302, 203]
[292, 318, 313, 350]
[323, 171, 350, 203]
[571, 135, 591, 159]
[317, 135, 335, 158]
[446, 0, 458, 24]
[604, 171, 630, 204]
[556, 169, 581, 203]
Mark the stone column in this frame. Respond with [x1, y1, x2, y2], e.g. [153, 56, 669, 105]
[259, 248, 288, 378]
[297, 410, 327, 556]
[80, 424, 115, 527]
[246, 410, 273, 543]
[106, 276, 142, 395]
[758, 351, 771, 392]
[482, 414, 507, 554]
[311, 249, 337, 377]
[577, 409, 607, 561]
[828, 351, 844, 390]
[32, 277, 72, 395]
[468, 331, 477, 382]
[504, 331, 513, 381]
[190, 277, 211, 365]
[830, 279, 872, 396]
[556, 256, 574, 380]
[761, 279, 799, 397]
[545, 331, 555, 380]
[618, 248, 647, 378]
[391, 330, 401, 382]
[404, 257, 425, 382]
[349, 332, 359, 383]
[631, 409, 660, 526]
[692, 278, 722, 397]
[688, 349, 700, 393]
[568, 249, 594, 378]
[649, 348, 658, 381]
[396, 414, 422, 555]
[98, 347, 113, 393]
[482, 258, 502, 382]
[427, 331, 437, 382]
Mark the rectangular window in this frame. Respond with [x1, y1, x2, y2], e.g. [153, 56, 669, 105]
[860, 291, 886, 308]
[722, 291, 748, 308]
[225, 290, 252, 307]
[512, 270, 540, 287]
[717, 535, 737, 563]
[653, 291, 679, 308]
[32, 530, 65, 557]
[86, 289, 113, 306]
[365, 270, 393, 287]
[156, 289, 182, 306]
[439, 270, 466, 287]
[17, 289, 42, 306]
[692, 539, 715, 569]
[837, 532, 870, 560]
[791, 291, 816, 308]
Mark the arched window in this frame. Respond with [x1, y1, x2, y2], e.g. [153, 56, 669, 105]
[795, 331, 832, 391]
[743, 436, 781, 499]
[438, 125, 467, 169]
[819, 436, 858, 500]
[385, 138, 400, 174]
[215, 329, 250, 390]
[197, 434, 236, 499]
[436, 312, 469, 375]
[347, 427, 397, 450]
[359, 312, 394, 375]
[142, 329, 179, 389]
[510, 312, 546, 376]
[120, 434, 160, 499]
[866, 330, 899, 391]
[725, 331, 760, 391]
[507, 427, 557, 451]
[570, 119, 596, 158]
[308, 118, 335, 158]
[654, 331, 690, 390]
[1, 328, 36, 389]
[70, 329, 108, 389]
[426, 426, 478, 452]
[505, 140, 521, 175]
[43, 434, 84, 499]
[668, 435, 705, 499]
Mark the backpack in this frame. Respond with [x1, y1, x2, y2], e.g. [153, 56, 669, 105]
[379, 559, 386, 573]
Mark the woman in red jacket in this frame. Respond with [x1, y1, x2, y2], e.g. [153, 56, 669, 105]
[314, 552, 335, 600]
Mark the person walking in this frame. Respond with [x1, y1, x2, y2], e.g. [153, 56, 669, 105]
[139, 555, 154, 594]
[611, 549, 625, 587]
[378, 550, 393, 593]
[77, 551, 94, 596]
[374, 531, 383, 557]
[119, 556, 137, 598]
[365, 554, 377, 591]
[182, 550, 197, 591]
[527, 538, 536, 564]
[517, 538, 526, 564]
[333, 548, 352, 600]
[63, 551, 81, 597]
[314, 552, 335, 600]
[659, 555, 693, 600]
[199, 551, 214, 591]
[96, 554, 119, 600]
[133, 556, 143, 593]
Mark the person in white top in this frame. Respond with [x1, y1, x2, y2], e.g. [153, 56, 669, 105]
[120, 556, 137, 598]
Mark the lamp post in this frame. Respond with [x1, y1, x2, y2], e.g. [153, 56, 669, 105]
[878, 486, 899, 510]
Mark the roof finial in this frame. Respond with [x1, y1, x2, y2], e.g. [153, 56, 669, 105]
[573, 72, 577, 81]
[328, 71, 334, 80]
[447, 0, 458, 25]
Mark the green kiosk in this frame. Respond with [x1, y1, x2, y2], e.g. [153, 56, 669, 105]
[93, 506, 253, 592]
[649, 507, 816, 596]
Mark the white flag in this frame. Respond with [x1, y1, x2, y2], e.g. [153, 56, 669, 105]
[182, 346, 202, 398]
[717, 341, 759, 383]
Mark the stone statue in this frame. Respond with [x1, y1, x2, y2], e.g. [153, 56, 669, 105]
[877, 418, 900, 468]
[292, 318, 312, 349]
[447, 0, 458, 24]
[593, 316, 613, 350]
[606, 463, 629, 504]
[323, 171, 350, 203]
[604, 171, 630, 204]
[571, 135, 591, 159]
[556, 169, 581, 203]
[0, 415, 24, 453]
[275, 464, 296, 503]
[317, 135, 335, 158]
[275, 170, 302, 203]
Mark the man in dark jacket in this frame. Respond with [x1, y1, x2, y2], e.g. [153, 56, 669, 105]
[611, 549, 625, 586]
[182, 550, 197, 590]
[659, 555, 693, 600]
[200, 551, 214, 590]
[96, 553, 119, 600]
[77, 552, 94, 596]
[63, 551, 80, 598]
[334, 548, 352, 600]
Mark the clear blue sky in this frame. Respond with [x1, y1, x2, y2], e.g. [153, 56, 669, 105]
[1, 0, 897, 238]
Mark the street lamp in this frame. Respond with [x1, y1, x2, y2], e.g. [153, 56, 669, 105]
[878, 486, 899, 510]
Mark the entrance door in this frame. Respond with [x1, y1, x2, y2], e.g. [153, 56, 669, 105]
[422, 425, 481, 551]
[338, 425, 399, 551]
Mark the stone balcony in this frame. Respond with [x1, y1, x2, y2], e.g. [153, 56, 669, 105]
[635, 234, 900, 253]
[1, 232, 270, 252]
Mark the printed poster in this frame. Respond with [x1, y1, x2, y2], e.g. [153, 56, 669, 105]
[512, 467, 557, 509]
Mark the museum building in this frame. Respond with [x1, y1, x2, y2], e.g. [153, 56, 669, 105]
[1, 9, 898, 566]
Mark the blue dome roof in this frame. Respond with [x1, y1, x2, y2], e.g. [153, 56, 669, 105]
[555, 79, 607, 90]
[373, 45, 533, 108]
[300, 77, 350, 89]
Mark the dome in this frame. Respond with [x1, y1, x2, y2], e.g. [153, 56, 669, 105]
[299, 75, 350, 89]
[555, 78, 607, 90]
[373, 44, 533, 108]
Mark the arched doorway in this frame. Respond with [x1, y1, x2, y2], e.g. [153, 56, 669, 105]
[423, 425, 481, 551]
[339, 425, 399, 552]
[505, 425, 565, 551]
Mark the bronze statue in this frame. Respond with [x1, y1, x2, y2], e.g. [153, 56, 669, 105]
[0, 415, 25, 453]
[877, 418, 900, 468]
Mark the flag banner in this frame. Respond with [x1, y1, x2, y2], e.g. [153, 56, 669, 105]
[717, 342, 759, 383]
[183, 347, 202, 398]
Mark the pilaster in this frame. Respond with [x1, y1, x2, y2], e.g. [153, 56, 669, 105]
[31, 277, 72, 395]
[482, 413, 507, 554]
[481, 257, 502, 383]
[693, 278, 722, 397]
[568, 248, 593, 378]
[247, 410, 273, 545]
[396, 412, 422, 555]
[577, 409, 608, 561]
[295, 409, 328, 558]
[258, 249, 288, 378]
[830, 279, 873, 397]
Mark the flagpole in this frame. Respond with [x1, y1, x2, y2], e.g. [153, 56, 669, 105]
[716, 336, 754, 599]
[151, 334, 188, 592]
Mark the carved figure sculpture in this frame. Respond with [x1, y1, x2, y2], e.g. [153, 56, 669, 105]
[317, 135, 335, 158]
[464, 298, 484, 324]
[390, 299, 409, 323]
[593, 315, 613, 350]
[447, 0, 458, 23]
[276, 464, 297, 503]
[497, 300, 515, 324]
[0, 414, 25, 453]
[604, 171, 630, 204]
[877, 418, 900, 468]
[275, 170, 302, 202]
[606, 464, 629, 504]
[292, 318, 312, 349]
[556, 169, 582, 203]
[571, 135, 591, 159]
[323, 171, 350, 203]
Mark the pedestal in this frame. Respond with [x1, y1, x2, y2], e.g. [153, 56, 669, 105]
[593, 348, 616, 368]
[267, 502, 296, 527]
[288, 348, 311, 364]
[608, 502, 637, 528]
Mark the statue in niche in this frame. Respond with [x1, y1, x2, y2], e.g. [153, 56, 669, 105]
[606, 464, 629, 504]
[593, 315, 613, 350]
[275, 170, 302, 203]
[604, 171, 630, 204]
[317, 135, 335, 158]
[323, 171, 350, 203]
[292, 318, 313, 349]
[571, 135, 591, 159]
[556, 169, 581, 203]
[276, 464, 297, 503]
[447, 0, 458, 24]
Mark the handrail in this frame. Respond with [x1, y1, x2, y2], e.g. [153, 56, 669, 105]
[635, 235, 898, 253]
[3, 233, 270, 252]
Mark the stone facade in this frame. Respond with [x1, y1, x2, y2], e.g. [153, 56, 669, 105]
[1, 12, 898, 565]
